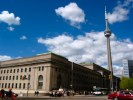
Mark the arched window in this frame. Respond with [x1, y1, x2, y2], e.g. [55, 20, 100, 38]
[38, 75, 43, 89]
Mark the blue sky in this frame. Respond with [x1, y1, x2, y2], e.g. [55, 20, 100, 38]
[0, 0, 133, 76]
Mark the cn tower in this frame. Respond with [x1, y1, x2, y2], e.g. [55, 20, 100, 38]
[104, 7, 114, 92]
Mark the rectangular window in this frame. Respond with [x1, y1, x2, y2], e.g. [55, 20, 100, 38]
[7, 70, 9, 73]
[13, 76, 15, 80]
[25, 68, 27, 72]
[9, 76, 11, 80]
[23, 83, 25, 89]
[29, 68, 31, 72]
[39, 67, 41, 71]
[5, 83, 7, 88]
[8, 83, 10, 88]
[42, 66, 44, 71]
[14, 69, 15, 73]
[3, 76, 5, 80]
[6, 76, 8, 80]
[21, 68, 23, 72]
[15, 83, 17, 88]
[2, 83, 4, 88]
[17, 69, 19, 72]
[12, 83, 14, 88]
[4, 70, 6, 73]
[10, 69, 12, 73]
[16, 76, 18, 80]
[19, 83, 21, 89]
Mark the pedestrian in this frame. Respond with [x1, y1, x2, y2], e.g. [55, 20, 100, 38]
[1, 88, 5, 100]
[37, 91, 39, 96]
[34, 91, 37, 96]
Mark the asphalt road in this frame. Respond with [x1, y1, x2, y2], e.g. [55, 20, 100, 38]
[16, 95, 108, 100]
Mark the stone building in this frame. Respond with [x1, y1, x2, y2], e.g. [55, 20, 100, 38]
[0, 52, 111, 95]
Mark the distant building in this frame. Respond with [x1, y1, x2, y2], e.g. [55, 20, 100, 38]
[0, 52, 113, 95]
[122, 59, 133, 78]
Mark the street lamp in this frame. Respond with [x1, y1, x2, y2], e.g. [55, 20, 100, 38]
[104, 7, 114, 92]
[27, 74, 30, 96]
[71, 62, 74, 90]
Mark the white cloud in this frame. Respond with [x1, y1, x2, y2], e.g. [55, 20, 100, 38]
[108, 0, 133, 24]
[7, 26, 14, 31]
[38, 32, 133, 76]
[0, 55, 12, 61]
[20, 36, 27, 40]
[55, 2, 85, 28]
[0, 11, 20, 25]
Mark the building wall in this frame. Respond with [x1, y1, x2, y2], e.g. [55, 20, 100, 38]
[0, 52, 111, 95]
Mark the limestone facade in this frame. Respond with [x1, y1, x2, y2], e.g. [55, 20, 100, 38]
[0, 52, 110, 94]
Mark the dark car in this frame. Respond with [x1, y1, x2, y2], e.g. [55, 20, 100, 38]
[4, 91, 18, 97]
[108, 90, 133, 100]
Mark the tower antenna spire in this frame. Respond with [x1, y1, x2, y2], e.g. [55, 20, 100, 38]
[105, 6, 107, 19]
[104, 6, 110, 36]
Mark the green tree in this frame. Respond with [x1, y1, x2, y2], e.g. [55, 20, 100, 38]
[120, 77, 133, 90]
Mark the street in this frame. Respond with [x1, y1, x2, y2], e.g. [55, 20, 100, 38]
[16, 95, 108, 100]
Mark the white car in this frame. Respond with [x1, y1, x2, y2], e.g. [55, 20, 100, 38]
[93, 91, 102, 95]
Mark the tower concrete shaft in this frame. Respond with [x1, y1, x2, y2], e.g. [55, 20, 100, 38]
[104, 7, 114, 92]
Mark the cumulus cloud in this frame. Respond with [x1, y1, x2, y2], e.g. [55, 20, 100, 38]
[38, 32, 133, 76]
[108, 0, 133, 24]
[20, 36, 27, 40]
[0, 11, 20, 25]
[0, 55, 12, 61]
[55, 2, 85, 28]
[7, 26, 14, 31]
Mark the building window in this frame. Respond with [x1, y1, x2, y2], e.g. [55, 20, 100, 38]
[20, 75, 22, 80]
[1, 70, 3, 74]
[6, 76, 8, 80]
[28, 75, 30, 80]
[13, 76, 15, 80]
[4, 70, 6, 73]
[29, 68, 31, 72]
[2, 83, 4, 88]
[17, 69, 19, 72]
[0, 77, 1, 80]
[19, 83, 21, 89]
[8, 83, 10, 88]
[15, 83, 17, 88]
[23, 83, 25, 89]
[5, 83, 7, 88]
[12, 83, 14, 88]
[38, 75, 43, 89]
[16, 76, 18, 80]
[42, 66, 44, 71]
[25, 68, 27, 72]
[21, 68, 23, 72]
[39, 67, 41, 71]
[3, 76, 5, 80]
[14, 69, 15, 73]
[10, 69, 12, 73]
[9, 76, 11, 80]
[7, 70, 9, 73]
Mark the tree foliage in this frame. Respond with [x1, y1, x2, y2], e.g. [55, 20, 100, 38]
[120, 77, 133, 90]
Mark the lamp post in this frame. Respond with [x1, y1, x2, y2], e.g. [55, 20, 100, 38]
[27, 74, 30, 96]
[104, 7, 113, 93]
[71, 62, 74, 90]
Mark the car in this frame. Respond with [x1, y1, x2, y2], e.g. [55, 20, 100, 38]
[93, 91, 102, 95]
[108, 90, 133, 100]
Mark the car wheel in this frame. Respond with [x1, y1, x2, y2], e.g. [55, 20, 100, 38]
[113, 97, 118, 100]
